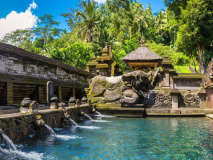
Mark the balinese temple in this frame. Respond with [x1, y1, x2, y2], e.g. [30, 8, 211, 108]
[86, 43, 122, 76]
[122, 36, 163, 72]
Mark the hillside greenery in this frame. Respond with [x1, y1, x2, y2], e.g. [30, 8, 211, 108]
[1, 0, 213, 73]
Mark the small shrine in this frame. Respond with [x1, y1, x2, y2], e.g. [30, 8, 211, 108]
[86, 42, 122, 77]
[122, 35, 163, 72]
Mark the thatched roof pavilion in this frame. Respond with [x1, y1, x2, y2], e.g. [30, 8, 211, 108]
[122, 36, 163, 71]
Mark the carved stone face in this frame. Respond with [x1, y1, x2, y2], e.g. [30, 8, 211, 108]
[122, 70, 152, 92]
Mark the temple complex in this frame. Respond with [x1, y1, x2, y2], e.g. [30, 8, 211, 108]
[86, 43, 122, 76]
[122, 36, 163, 71]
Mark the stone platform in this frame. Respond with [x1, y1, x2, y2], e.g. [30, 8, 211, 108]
[97, 106, 212, 117]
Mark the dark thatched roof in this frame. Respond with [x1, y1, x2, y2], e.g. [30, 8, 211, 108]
[0, 42, 93, 77]
[122, 46, 163, 61]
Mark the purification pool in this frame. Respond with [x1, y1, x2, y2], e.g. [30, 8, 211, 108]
[1, 117, 213, 160]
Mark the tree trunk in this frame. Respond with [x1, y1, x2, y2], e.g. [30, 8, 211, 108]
[138, 22, 141, 33]
[197, 44, 206, 74]
[190, 53, 197, 73]
[89, 27, 94, 42]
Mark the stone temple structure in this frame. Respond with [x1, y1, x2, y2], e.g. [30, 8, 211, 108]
[86, 43, 122, 77]
[87, 42, 213, 116]
[122, 36, 163, 71]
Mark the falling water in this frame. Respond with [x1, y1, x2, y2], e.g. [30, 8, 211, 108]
[44, 124, 56, 135]
[44, 124, 79, 140]
[1, 133, 17, 151]
[53, 117, 57, 128]
[68, 118, 79, 127]
[95, 111, 102, 116]
[94, 111, 116, 118]
[84, 114, 93, 120]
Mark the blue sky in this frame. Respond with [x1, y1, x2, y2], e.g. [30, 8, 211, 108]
[0, 0, 165, 39]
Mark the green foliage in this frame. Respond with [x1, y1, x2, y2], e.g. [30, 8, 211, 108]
[174, 66, 199, 73]
[49, 41, 96, 69]
[167, 0, 213, 73]
[34, 14, 61, 47]
[147, 41, 190, 66]
[3, 0, 212, 73]
[0, 29, 33, 50]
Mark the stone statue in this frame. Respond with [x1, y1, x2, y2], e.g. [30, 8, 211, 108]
[87, 69, 160, 104]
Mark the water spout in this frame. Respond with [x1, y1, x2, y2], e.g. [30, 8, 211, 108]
[35, 115, 45, 127]
[0, 128, 17, 151]
[84, 114, 93, 120]
[44, 124, 56, 135]
[95, 111, 102, 116]
[63, 109, 79, 127]
[68, 118, 79, 127]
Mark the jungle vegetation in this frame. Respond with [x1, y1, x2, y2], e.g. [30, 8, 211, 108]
[1, 0, 213, 73]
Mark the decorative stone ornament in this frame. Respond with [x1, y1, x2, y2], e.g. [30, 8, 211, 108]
[69, 97, 76, 107]
[0, 128, 3, 134]
[20, 98, 32, 114]
[29, 101, 38, 113]
[50, 95, 59, 109]
[183, 90, 200, 108]
[58, 102, 66, 110]
[75, 99, 81, 107]
[35, 115, 45, 127]
[81, 96, 88, 104]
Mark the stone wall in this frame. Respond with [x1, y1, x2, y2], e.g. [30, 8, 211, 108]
[0, 43, 93, 106]
[0, 106, 92, 140]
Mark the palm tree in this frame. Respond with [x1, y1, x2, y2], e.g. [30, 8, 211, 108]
[155, 10, 167, 35]
[75, 0, 101, 42]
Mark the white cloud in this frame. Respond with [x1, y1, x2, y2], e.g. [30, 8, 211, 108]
[95, 0, 106, 3]
[0, 2, 38, 39]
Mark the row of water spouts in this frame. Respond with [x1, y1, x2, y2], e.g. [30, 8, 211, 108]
[0, 110, 112, 159]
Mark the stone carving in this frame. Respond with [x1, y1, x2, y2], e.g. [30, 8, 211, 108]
[183, 90, 200, 107]
[87, 69, 160, 104]
[69, 97, 76, 107]
[152, 92, 172, 107]
[20, 98, 32, 114]
[81, 96, 88, 104]
[29, 101, 38, 113]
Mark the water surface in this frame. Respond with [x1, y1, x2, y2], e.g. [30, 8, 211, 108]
[1, 117, 213, 159]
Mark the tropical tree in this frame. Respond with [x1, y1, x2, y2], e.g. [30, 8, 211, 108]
[0, 29, 33, 50]
[34, 14, 61, 46]
[175, 0, 213, 73]
[75, 0, 101, 42]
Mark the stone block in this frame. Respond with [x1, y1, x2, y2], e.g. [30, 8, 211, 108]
[170, 109, 181, 114]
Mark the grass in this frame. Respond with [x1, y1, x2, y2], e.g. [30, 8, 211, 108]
[174, 66, 199, 73]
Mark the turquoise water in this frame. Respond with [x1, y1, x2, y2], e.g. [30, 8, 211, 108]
[1, 117, 213, 159]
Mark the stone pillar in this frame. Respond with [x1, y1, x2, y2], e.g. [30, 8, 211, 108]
[198, 88, 206, 109]
[7, 82, 13, 105]
[163, 70, 170, 87]
[170, 88, 180, 111]
[73, 87, 76, 98]
[47, 81, 54, 105]
[58, 85, 62, 102]
[171, 94, 179, 109]
[47, 81, 59, 109]
[38, 86, 43, 103]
